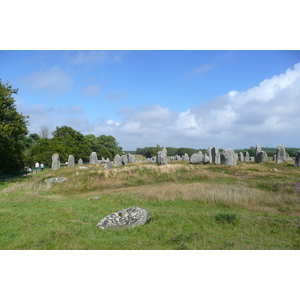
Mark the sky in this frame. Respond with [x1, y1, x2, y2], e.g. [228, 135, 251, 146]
[1, 50, 300, 150]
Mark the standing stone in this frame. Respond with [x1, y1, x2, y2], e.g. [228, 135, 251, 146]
[205, 147, 212, 163]
[121, 154, 128, 165]
[245, 151, 249, 162]
[51, 153, 60, 170]
[67, 155, 75, 167]
[127, 153, 136, 163]
[114, 154, 122, 167]
[276, 144, 287, 163]
[254, 143, 268, 163]
[90, 152, 99, 164]
[175, 154, 182, 161]
[212, 147, 220, 165]
[202, 154, 210, 164]
[190, 151, 203, 164]
[157, 147, 168, 165]
[97, 207, 152, 229]
[78, 158, 83, 165]
[295, 150, 300, 166]
[104, 161, 112, 169]
[239, 152, 244, 162]
[182, 153, 189, 161]
[220, 149, 237, 165]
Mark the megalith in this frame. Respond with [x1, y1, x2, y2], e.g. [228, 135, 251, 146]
[51, 153, 60, 170]
[97, 207, 152, 229]
[190, 151, 203, 164]
[104, 161, 112, 169]
[245, 151, 249, 162]
[254, 143, 268, 163]
[295, 151, 300, 166]
[127, 153, 136, 163]
[157, 147, 168, 165]
[78, 158, 83, 165]
[220, 148, 237, 165]
[212, 147, 220, 165]
[68, 155, 75, 167]
[182, 153, 189, 161]
[90, 152, 99, 164]
[121, 154, 128, 165]
[114, 154, 122, 167]
[276, 144, 287, 163]
[239, 152, 244, 162]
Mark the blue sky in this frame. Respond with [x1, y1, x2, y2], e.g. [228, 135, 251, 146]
[1, 50, 300, 150]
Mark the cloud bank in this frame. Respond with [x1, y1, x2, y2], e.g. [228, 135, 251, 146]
[18, 63, 300, 150]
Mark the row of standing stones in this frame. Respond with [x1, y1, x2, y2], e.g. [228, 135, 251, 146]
[48, 144, 300, 230]
[51, 144, 300, 171]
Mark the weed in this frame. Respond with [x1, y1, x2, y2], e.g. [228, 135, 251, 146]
[215, 213, 237, 224]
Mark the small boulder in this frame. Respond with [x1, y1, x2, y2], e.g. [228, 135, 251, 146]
[97, 207, 151, 229]
[44, 177, 68, 184]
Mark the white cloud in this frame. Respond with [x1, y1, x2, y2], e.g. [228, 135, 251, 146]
[81, 85, 101, 97]
[66, 51, 124, 65]
[18, 62, 300, 150]
[23, 66, 72, 92]
[99, 63, 300, 149]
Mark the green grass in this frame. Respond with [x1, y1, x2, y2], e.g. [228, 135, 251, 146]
[1, 161, 300, 249]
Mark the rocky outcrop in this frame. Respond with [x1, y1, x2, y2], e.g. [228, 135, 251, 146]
[97, 207, 152, 229]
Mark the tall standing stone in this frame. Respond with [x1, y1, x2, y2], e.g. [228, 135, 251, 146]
[245, 151, 250, 162]
[205, 147, 212, 163]
[67, 155, 75, 167]
[276, 144, 287, 163]
[220, 149, 237, 165]
[51, 153, 60, 170]
[239, 152, 244, 162]
[182, 153, 189, 161]
[157, 147, 168, 165]
[212, 147, 220, 165]
[121, 154, 128, 165]
[89, 152, 99, 164]
[254, 143, 268, 163]
[127, 153, 136, 163]
[295, 150, 300, 166]
[114, 154, 122, 167]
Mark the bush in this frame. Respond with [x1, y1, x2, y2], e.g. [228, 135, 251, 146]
[215, 213, 237, 224]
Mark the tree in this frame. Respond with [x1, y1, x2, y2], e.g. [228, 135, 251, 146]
[0, 80, 29, 172]
[51, 126, 92, 162]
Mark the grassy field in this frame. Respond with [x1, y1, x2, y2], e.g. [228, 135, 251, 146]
[1, 160, 300, 250]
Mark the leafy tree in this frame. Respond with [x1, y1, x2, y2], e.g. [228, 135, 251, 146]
[51, 126, 92, 162]
[0, 80, 29, 172]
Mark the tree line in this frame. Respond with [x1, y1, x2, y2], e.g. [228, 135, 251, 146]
[0, 80, 123, 173]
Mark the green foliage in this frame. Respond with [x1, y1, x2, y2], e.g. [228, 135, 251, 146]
[0, 80, 29, 172]
[215, 213, 237, 224]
